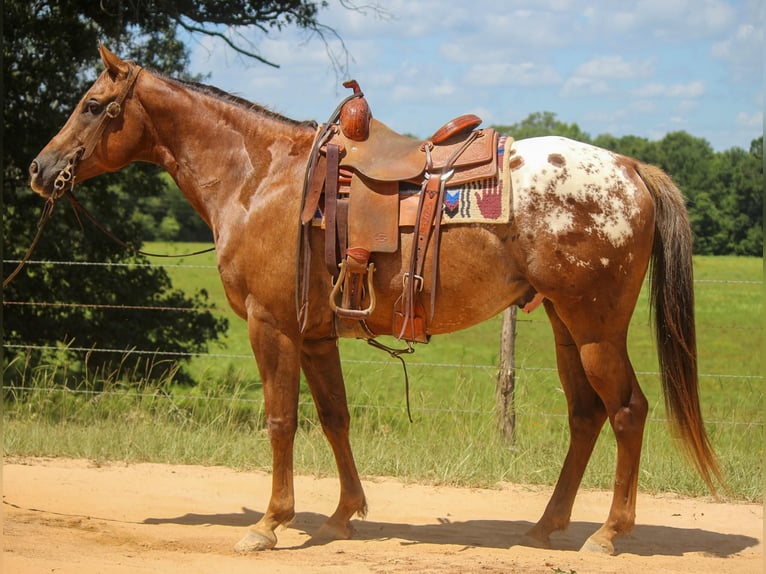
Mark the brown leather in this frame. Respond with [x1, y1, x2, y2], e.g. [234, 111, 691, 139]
[340, 118, 425, 181]
[337, 118, 497, 185]
[423, 129, 498, 185]
[339, 247, 370, 318]
[394, 175, 441, 343]
[324, 143, 341, 277]
[393, 300, 428, 343]
[348, 174, 399, 253]
[429, 113, 482, 144]
[301, 152, 327, 224]
[339, 80, 371, 141]
[303, 81, 502, 343]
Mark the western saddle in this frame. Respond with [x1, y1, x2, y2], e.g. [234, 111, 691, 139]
[299, 80, 499, 343]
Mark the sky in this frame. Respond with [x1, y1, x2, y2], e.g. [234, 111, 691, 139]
[186, 0, 763, 152]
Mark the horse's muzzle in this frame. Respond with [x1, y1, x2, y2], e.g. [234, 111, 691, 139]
[29, 159, 48, 197]
[29, 150, 79, 198]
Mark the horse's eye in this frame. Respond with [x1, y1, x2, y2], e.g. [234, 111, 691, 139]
[85, 100, 102, 115]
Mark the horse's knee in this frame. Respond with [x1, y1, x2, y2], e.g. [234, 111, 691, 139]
[316, 404, 350, 433]
[266, 415, 298, 440]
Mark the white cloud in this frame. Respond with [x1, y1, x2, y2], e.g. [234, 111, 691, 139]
[737, 110, 763, 129]
[712, 21, 764, 82]
[583, 0, 737, 40]
[561, 55, 654, 97]
[636, 81, 705, 98]
[390, 78, 456, 102]
[466, 61, 561, 88]
[574, 55, 654, 79]
[561, 76, 611, 97]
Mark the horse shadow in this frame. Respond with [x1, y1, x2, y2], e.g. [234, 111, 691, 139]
[142, 508, 760, 557]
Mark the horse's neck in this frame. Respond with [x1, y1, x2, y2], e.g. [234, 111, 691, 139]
[140, 75, 314, 231]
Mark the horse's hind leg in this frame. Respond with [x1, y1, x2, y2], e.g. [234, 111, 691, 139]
[522, 300, 608, 548]
[300, 337, 367, 539]
[536, 298, 648, 554]
[576, 335, 648, 554]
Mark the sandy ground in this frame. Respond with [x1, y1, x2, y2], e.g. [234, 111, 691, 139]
[3, 457, 762, 573]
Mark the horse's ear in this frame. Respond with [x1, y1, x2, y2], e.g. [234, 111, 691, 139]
[99, 43, 130, 78]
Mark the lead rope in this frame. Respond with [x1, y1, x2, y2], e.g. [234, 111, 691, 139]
[366, 337, 416, 423]
[3, 196, 60, 288]
[2, 149, 79, 288]
[62, 190, 215, 258]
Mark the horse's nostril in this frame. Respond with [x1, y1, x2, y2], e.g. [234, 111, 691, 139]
[29, 160, 39, 176]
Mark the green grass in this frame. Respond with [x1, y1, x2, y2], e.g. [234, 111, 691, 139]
[4, 248, 763, 501]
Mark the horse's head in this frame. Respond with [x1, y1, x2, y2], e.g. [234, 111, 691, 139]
[29, 45, 146, 198]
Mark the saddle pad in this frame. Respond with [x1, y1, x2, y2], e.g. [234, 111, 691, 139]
[310, 136, 514, 229]
[399, 135, 513, 225]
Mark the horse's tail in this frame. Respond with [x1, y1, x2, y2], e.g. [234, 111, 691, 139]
[636, 161, 722, 493]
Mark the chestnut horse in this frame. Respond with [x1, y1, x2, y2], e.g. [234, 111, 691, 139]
[29, 46, 719, 555]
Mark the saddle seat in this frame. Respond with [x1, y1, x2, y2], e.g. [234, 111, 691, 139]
[339, 114, 485, 183]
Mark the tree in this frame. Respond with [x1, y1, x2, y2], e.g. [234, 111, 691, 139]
[592, 133, 662, 166]
[2, 1, 344, 385]
[494, 111, 591, 142]
[710, 137, 763, 255]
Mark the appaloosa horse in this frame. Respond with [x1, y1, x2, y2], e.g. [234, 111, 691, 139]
[28, 46, 719, 555]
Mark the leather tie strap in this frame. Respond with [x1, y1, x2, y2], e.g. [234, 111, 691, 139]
[324, 143, 341, 278]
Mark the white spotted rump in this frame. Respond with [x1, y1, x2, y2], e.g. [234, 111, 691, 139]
[510, 136, 642, 249]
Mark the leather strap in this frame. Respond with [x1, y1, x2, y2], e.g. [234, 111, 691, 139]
[79, 65, 143, 162]
[398, 176, 439, 339]
[414, 176, 442, 280]
[324, 143, 340, 278]
[301, 152, 327, 224]
[397, 130, 481, 339]
[337, 196, 349, 258]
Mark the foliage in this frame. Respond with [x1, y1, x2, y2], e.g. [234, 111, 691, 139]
[495, 113, 763, 256]
[2, 0, 341, 384]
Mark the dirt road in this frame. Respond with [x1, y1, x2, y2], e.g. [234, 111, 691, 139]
[3, 457, 762, 573]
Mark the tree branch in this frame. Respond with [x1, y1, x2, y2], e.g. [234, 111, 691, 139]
[175, 18, 281, 68]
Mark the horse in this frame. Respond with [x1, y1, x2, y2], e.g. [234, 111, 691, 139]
[28, 45, 720, 555]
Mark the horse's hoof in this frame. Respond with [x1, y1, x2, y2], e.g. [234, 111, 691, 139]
[580, 536, 615, 555]
[517, 532, 552, 549]
[316, 519, 355, 541]
[234, 529, 277, 553]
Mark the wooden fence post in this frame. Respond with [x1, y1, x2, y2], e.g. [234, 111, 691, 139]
[496, 305, 517, 444]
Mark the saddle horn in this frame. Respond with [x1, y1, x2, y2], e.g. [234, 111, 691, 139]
[340, 80, 371, 142]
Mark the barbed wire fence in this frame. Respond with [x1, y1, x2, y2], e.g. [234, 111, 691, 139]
[3, 258, 763, 431]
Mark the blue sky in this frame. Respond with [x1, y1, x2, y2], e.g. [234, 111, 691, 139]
[187, 0, 763, 151]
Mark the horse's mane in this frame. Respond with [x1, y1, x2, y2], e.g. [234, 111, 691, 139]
[149, 68, 317, 130]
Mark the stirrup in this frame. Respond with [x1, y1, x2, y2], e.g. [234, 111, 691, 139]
[329, 259, 377, 320]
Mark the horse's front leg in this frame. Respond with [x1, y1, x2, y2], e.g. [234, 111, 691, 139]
[235, 316, 302, 553]
[300, 337, 367, 539]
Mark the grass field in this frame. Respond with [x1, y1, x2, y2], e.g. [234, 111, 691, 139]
[4, 246, 763, 501]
